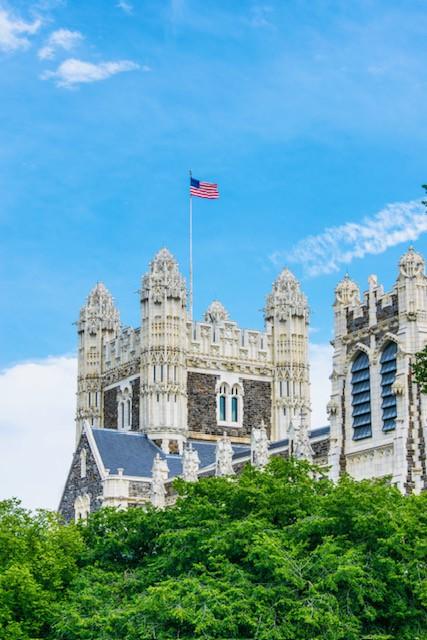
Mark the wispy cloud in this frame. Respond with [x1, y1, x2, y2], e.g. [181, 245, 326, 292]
[0, 8, 41, 52]
[272, 200, 427, 277]
[117, 1, 133, 15]
[38, 28, 83, 60]
[41, 57, 139, 88]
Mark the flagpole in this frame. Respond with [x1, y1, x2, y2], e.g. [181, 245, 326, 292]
[189, 170, 193, 321]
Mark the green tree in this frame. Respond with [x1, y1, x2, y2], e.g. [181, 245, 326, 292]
[51, 459, 427, 640]
[0, 499, 83, 640]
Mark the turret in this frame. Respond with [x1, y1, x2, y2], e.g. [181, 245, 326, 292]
[76, 282, 120, 443]
[140, 248, 188, 453]
[265, 268, 310, 440]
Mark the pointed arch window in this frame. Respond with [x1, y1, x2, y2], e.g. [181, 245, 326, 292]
[118, 384, 132, 430]
[219, 384, 228, 421]
[380, 341, 397, 432]
[351, 351, 372, 440]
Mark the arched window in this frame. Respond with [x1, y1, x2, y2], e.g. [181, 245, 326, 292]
[219, 394, 227, 421]
[351, 351, 372, 440]
[80, 448, 87, 479]
[231, 386, 239, 422]
[117, 384, 132, 430]
[380, 341, 397, 432]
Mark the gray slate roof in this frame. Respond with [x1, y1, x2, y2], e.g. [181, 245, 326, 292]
[91, 428, 250, 479]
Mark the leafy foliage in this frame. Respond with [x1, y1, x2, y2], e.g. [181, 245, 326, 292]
[1, 459, 427, 639]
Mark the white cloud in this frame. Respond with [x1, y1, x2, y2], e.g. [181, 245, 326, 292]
[0, 356, 77, 511]
[41, 57, 139, 88]
[310, 342, 332, 428]
[0, 8, 41, 52]
[117, 1, 133, 15]
[38, 28, 83, 60]
[274, 200, 427, 277]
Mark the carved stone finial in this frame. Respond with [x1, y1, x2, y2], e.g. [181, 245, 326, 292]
[204, 300, 229, 323]
[182, 443, 200, 482]
[289, 411, 313, 462]
[334, 273, 360, 307]
[151, 453, 169, 508]
[141, 247, 187, 305]
[265, 267, 308, 321]
[251, 420, 270, 469]
[78, 281, 120, 334]
[399, 246, 425, 279]
[215, 432, 235, 476]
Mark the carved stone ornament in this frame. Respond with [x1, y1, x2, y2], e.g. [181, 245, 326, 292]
[141, 248, 187, 305]
[215, 432, 235, 476]
[151, 453, 169, 508]
[78, 282, 120, 334]
[251, 420, 270, 469]
[182, 443, 200, 482]
[334, 274, 360, 307]
[204, 300, 229, 324]
[264, 268, 308, 321]
[399, 246, 425, 279]
[327, 400, 339, 416]
[290, 412, 313, 462]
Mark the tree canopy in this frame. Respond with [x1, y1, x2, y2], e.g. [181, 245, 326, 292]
[1, 458, 427, 640]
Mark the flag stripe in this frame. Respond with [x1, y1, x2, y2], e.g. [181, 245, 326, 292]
[190, 176, 219, 199]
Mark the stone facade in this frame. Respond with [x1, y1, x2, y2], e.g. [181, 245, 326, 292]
[328, 249, 427, 493]
[59, 433, 103, 522]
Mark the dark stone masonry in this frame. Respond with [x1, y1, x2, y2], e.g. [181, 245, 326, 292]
[131, 377, 140, 430]
[58, 433, 103, 522]
[242, 379, 272, 438]
[104, 387, 118, 428]
[187, 371, 218, 435]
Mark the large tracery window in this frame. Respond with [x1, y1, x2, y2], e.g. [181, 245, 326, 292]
[380, 341, 397, 432]
[351, 351, 372, 440]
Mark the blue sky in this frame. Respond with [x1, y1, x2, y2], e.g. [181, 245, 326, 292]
[1, 0, 427, 508]
[1, 0, 427, 366]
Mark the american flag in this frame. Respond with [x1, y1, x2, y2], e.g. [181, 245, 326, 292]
[190, 176, 219, 199]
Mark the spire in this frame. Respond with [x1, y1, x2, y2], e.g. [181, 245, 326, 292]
[204, 300, 229, 323]
[141, 247, 186, 305]
[78, 281, 120, 334]
[334, 273, 360, 307]
[265, 267, 308, 321]
[399, 246, 425, 279]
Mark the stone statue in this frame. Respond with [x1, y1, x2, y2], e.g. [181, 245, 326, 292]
[151, 453, 169, 508]
[251, 420, 269, 469]
[290, 410, 313, 462]
[215, 432, 235, 476]
[182, 443, 200, 482]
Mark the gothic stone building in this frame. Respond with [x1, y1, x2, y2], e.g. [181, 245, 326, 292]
[328, 247, 427, 493]
[59, 246, 427, 521]
[60, 248, 330, 521]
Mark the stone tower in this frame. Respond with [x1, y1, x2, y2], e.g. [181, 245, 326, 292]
[265, 268, 310, 441]
[76, 282, 120, 443]
[328, 248, 427, 492]
[139, 248, 188, 453]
